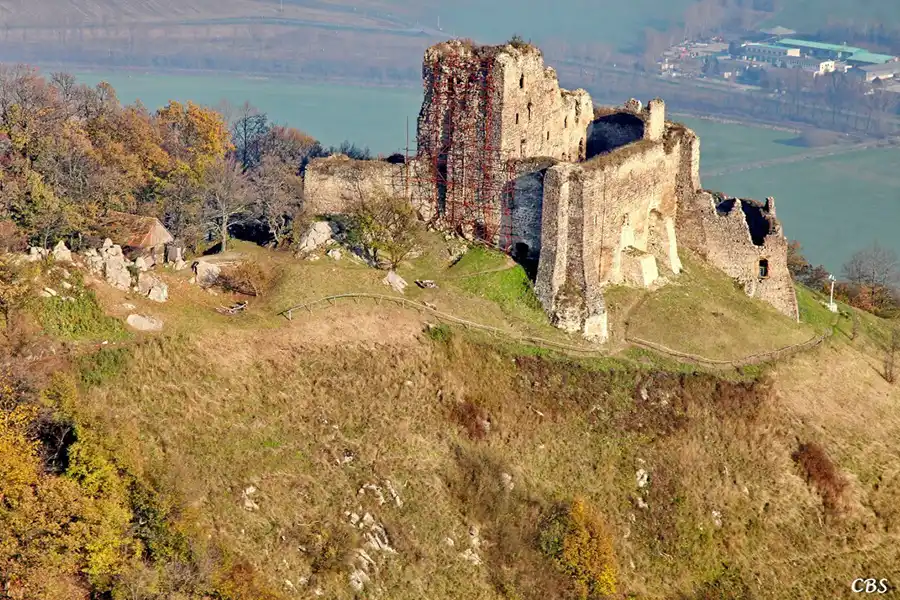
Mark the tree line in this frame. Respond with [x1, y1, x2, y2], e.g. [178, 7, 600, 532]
[789, 239, 900, 317]
[0, 65, 380, 255]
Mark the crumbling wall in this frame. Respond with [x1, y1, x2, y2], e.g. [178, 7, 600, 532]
[535, 122, 695, 341]
[679, 192, 799, 321]
[503, 157, 559, 258]
[494, 47, 592, 161]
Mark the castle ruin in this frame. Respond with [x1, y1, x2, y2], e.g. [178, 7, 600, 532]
[302, 39, 800, 342]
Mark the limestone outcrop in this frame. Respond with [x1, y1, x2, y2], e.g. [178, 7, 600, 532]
[84, 239, 133, 291]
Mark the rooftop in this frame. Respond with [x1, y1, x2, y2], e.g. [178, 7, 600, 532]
[95, 211, 174, 248]
[778, 38, 863, 53]
[745, 42, 794, 52]
[848, 51, 898, 65]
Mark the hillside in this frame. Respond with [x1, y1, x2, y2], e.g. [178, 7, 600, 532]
[5, 233, 900, 599]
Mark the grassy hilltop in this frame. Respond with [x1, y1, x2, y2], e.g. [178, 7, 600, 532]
[5, 233, 900, 599]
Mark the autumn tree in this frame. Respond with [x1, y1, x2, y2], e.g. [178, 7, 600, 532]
[202, 157, 254, 253]
[156, 100, 232, 179]
[0, 254, 30, 335]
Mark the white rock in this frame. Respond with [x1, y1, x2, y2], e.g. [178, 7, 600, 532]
[500, 472, 514, 492]
[192, 260, 221, 288]
[636, 469, 650, 489]
[148, 282, 168, 303]
[60, 281, 73, 290]
[712, 510, 723, 528]
[385, 479, 403, 508]
[241, 486, 260, 511]
[42, 287, 58, 297]
[52, 241, 73, 263]
[126, 314, 163, 332]
[636, 496, 649, 509]
[444, 537, 455, 547]
[297, 221, 337, 253]
[174, 258, 188, 271]
[459, 548, 482, 566]
[121, 303, 136, 310]
[382, 271, 408, 294]
[349, 568, 370, 592]
[134, 256, 150, 272]
[327, 248, 342, 261]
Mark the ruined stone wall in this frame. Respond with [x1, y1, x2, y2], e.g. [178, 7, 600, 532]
[535, 123, 696, 341]
[494, 48, 592, 161]
[503, 157, 559, 258]
[678, 192, 799, 320]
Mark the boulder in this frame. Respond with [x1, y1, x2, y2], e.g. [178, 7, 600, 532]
[327, 248, 342, 261]
[382, 271, 408, 294]
[83, 249, 104, 275]
[297, 221, 337, 253]
[52, 241, 73, 263]
[148, 281, 168, 303]
[138, 273, 168, 303]
[26, 247, 49, 262]
[173, 258, 188, 271]
[134, 256, 150, 272]
[104, 255, 132, 291]
[192, 260, 221, 288]
[126, 314, 163, 332]
[165, 244, 183, 264]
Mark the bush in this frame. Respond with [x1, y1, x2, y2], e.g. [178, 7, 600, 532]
[425, 323, 452, 343]
[539, 498, 618, 599]
[218, 260, 276, 297]
[792, 441, 848, 515]
[347, 190, 421, 270]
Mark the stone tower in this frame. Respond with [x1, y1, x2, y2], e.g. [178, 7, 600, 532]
[416, 39, 592, 244]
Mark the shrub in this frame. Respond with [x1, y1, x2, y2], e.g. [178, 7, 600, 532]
[452, 399, 491, 441]
[792, 441, 848, 515]
[218, 260, 276, 297]
[425, 323, 453, 343]
[347, 190, 421, 269]
[538, 498, 618, 599]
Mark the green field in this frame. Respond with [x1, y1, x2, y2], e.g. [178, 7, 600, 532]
[677, 117, 809, 172]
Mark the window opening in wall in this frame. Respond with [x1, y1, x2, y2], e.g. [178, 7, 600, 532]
[578, 138, 585, 159]
[528, 103, 532, 121]
[520, 139, 526, 157]
[520, 74, 524, 89]
[564, 116, 568, 128]
[758, 258, 769, 279]
[515, 113, 519, 124]
[547, 131, 550, 141]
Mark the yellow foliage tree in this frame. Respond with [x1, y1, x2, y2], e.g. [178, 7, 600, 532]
[156, 100, 234, 180]
[539, 497, 618, 599]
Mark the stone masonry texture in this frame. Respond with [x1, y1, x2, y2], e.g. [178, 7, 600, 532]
[300, 39, 799, 341]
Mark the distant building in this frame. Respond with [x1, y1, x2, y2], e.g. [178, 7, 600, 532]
[743, 42, 801, 64]
[783, 56, 835, 75]
[854, 63, 900, 82]
[775, 38, 897, 66]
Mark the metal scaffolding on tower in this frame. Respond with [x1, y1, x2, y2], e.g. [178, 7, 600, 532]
[411, 46, 517, 250]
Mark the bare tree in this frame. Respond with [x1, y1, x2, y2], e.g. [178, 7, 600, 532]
[347, 189, 421, 270]
[231, 101, 269, 169]
[251, 155, 304, 247]
[843, 243, 899, 286]
[885, 328, 900, 383]
[202, 158, 255, 253]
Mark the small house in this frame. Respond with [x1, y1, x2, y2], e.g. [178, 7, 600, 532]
[94, 211, 174, 264]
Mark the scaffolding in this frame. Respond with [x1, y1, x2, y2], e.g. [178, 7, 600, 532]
[410, 47, 517, 251]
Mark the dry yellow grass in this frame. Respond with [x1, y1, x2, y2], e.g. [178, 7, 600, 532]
[58, 240, 900, 599]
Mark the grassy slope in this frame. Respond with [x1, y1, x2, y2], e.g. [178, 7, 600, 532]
[612, 252, 818, 361]
[53, 236, 900, 599]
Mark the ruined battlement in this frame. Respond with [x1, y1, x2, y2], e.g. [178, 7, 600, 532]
[300, 40, 798, 342]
